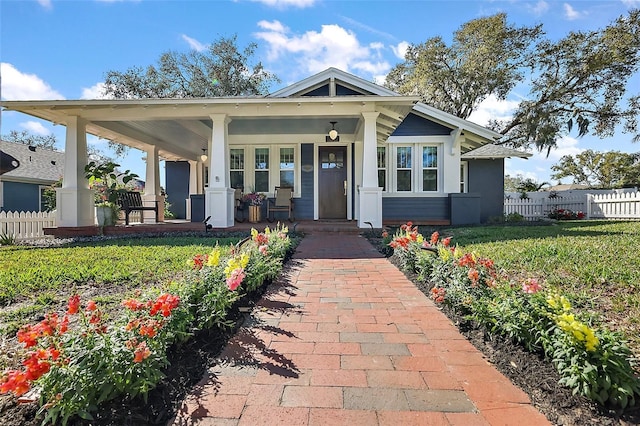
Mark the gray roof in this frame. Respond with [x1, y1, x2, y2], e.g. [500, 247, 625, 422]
[461, 144, 532, 159]
[0, 140, 65, 184]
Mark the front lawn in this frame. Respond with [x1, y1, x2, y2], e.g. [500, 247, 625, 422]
[0, 235, 241, 338]
[441, 221, 640, 355]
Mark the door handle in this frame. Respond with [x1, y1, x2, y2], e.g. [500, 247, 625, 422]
[344, 180, 347, 196]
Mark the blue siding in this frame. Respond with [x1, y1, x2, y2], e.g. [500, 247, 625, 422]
[382, 197, 449, 220]
[392, 113, 451, 136]
[467, 159, 505, 223]
[294, 143, 315, 219]
[336, 84, 367, 96]
[2, 181, 41, 213]
[165, 161, 190, 219]
[302, 85, 330, 97]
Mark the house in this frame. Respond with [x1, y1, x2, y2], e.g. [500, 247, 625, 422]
[0, 68, 529, 230]
[0, 140, 64, 213]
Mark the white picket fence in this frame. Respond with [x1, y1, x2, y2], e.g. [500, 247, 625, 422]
[0, 211, 56, 241]
[505, 191, 640, 221]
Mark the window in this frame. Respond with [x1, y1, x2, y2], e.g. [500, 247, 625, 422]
[377, 146, 386, 191]
[279, 147, 295, 190]
[230, 148, 244, 189]
[396, 146, 412, 192]
[422, 146, 438, 192]
[460, 162, 468, 193]
[254, 148, 269, 192]
[321, 149, 344, 169]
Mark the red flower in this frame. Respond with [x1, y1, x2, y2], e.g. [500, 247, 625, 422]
[122, 299, 145, 311]
[149, 294, 180, 317]
[17, 325, 39, 348]
[468, 268, 480, 285]
[59, 315, 69, 334]
[67, 294, 81, 315]
[442, 237, 451, 247]
[133, 342, 151, 363]
[191, 254, 208, 270]
[430, 231, 439, 245]
[86, 300, 97, 311]
[0, 370, 30, 396]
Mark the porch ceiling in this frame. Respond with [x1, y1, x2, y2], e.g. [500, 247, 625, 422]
[2, 96, 417, 162]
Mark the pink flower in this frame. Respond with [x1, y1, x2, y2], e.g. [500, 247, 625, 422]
[226, 268, 245, 291]
[522, 278, 542, 294]
[259, 245, 268, 256]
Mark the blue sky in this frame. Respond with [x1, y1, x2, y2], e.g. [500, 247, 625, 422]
[1, 0, 639, 185]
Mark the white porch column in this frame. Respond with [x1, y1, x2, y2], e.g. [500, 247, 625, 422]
[56, 116, 95, 227]
[142, 145, 164, 223]
[205, 114, 234, 227]
[358, 111, 382, 228]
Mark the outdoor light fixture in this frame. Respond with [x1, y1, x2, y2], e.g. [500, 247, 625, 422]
[326, 121, 339, 142]
[200, 148, 208, 162]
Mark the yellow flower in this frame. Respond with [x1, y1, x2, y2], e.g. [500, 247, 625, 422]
[251, 228, 258, 239]
[556, 313, 599, 352]
[206, 248, 221, 267]
[438, 247, 452, 261]
[264, 227, 271, 235]
[224, 253, 250, 277]
[416, 234, 424, 244]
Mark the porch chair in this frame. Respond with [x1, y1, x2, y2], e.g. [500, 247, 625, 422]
[266, 186, 294, 222]
[234, 188, 245, 222]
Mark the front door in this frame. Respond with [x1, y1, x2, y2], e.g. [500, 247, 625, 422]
[318, 146, 347, 219]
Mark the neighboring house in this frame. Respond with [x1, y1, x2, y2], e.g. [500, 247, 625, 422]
[1, 68, 529, 229]
[0, 140, 64, 213]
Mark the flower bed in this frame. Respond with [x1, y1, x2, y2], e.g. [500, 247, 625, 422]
[0, 225, 292, 425]
[387, 222, 640, 410]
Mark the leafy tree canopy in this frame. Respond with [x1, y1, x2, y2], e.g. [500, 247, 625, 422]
[386, 10, 640, 153]
[103, 35, 279, 99]
[2, 130, 58, 151]
[551, 149, 640, 188]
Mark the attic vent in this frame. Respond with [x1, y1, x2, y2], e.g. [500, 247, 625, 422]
[28, 146, 37, 152]
[51, 160, 56, 165]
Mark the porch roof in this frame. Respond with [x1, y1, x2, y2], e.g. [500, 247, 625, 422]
[1, 95, 418, 162]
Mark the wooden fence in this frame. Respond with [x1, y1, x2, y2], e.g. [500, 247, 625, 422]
[0, 211, 56, 241]
[505, 191, 640, 221]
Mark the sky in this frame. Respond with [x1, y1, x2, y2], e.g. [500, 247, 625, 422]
[1, 0, 639, 186]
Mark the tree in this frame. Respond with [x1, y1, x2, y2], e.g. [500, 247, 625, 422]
[103, 35, 278, 99]
[551, 149, 640, 188]
[2, 130, 58, 150]
[386, 13, 541, 119]
[386, 10, 640, 153]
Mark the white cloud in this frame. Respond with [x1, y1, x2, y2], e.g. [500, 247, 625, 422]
[0, 63, 64, 100]
[255, 21, 391, 78]
[20, 121, 51, 136]
[249, 0, 316, 8]
[528, 0, 549, 16]
[505, 161, 540, 181]
[546, 135, 583, 161]
[391, 41, 409, 60]
[621, 0, 640, 7]
[467, 94, 520, 127]
[37, 0, 52, 10]
[81, 82, 112, 99]
[181, 34, 207, 52]
[563, 3, 584, 20]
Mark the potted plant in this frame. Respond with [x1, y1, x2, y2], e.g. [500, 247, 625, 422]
[242, 190, 266, 223]
[85, 161, 138, 226]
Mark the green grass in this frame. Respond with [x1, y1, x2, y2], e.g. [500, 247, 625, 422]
[441, 220, 640, 353]
[0, 235, 242, 335]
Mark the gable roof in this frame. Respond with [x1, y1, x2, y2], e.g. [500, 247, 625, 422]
[0, 140, 65, 184]
[269, 67, 399, 98]
[461, 144, 532, 159]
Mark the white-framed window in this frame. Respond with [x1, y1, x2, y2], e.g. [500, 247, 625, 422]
[254, 147, 269, 193]
[230, 148, 245, 190]
[377, 146, 387, 191]
[387, 140, 443, 194]
[279, 146, 295, 191]
[460, 161, 468, 193]
[421, 146, 438, 192]
[395, 146, 412, 192]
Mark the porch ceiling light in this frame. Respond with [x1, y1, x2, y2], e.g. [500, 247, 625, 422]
[327, 121, 339, 142]
[200, 148, 208, 162]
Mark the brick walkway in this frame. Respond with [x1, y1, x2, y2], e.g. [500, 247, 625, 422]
[171, 234, 550, 425]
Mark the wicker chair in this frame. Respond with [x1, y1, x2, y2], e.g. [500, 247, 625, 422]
[266, 187, 294, 222]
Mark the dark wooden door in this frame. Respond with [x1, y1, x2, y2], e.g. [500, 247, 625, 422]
[318, 146, 347, 219]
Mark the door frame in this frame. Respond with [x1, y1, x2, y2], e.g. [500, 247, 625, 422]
[313, 142, 352, 220]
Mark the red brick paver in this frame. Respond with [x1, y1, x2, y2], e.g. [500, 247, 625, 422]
[171, 233, 550, 425]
